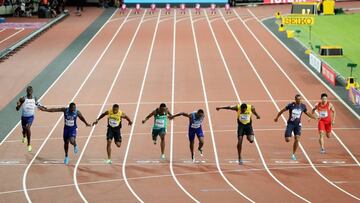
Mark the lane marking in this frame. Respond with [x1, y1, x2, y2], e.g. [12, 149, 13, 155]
[72, 10, 143, 203]
[22, 9, 123, 203]
[235, 8, 360, 200]
[191, 10, 254, 202]
[1, 164, 357, 196]
[122, 9, 162, 203]
[0, 28, 24, 44]
[169, 9, 199, 202]
[216, 9, 309, 202]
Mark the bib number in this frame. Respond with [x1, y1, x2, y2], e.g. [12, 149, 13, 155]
[319, 111, 328, 118]
[65, 119, 74, 127]
[109, 118, 119, 128]
[239, 114, 250, 122]
[155, 119, 165, 128]
[191, 122, 201, 129]
[291, 109, 301, 121]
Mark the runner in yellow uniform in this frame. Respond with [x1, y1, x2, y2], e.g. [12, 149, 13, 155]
[216, 103, 260, 165]
[93, 104, 133, 164]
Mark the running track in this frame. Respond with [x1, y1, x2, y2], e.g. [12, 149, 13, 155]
[0, 5, 359, 203]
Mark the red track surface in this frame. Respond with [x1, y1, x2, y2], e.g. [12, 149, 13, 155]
[0, 3, 359, 203]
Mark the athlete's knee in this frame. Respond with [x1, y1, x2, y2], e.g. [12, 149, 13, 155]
[326, 133, 331, 138]
[115, 142, 121, 148]
[285, 137, 291, 142]
[295, 136, 300, 141]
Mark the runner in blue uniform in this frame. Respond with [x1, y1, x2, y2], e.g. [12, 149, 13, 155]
[274, 94, 316, 161]
[171, 109, 205, 162]
[41, 102, 91, 165]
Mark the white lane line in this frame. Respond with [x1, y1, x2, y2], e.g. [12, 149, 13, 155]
[190, 10, 255, 203]
[0, 28, 24, 44]
[122, 10, 161, 203]
[245, 9, 360, 167]
[235, 8, 360, 201]
[170, 9, 199, 202]
[73, 10, 135, 203]
[214, 9, 309, 203]
[247, 10, 360, 121]
[21, 9, 125, 203]
[0, 10, 120, 146]
[2, 164, 356, 196]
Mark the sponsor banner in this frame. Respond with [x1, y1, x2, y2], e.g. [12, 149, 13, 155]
[282, 16, 315, 25]
[309, 53, 321, 73]
[264, 0, 314, 4]
[321, 62, 336, 86]
[349, 87, 360, 107]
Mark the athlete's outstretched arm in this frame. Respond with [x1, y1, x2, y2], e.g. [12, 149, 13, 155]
[304, 111, 317, 120]
[93, 111, 109, 125]
[122, 113, 133, 126]
[77, 111, 91, 127]
[41, 107, 66, 113]
[311, 104, 318, 114]
[251, 106, 261, 119]
[274, 107, 287, 122]
[216, 105, 238, 111]
[167, 109, 173, 119]
[142, 110, 155, 124]
[16, 97, 25, 111]
[171, 112, 190, 119]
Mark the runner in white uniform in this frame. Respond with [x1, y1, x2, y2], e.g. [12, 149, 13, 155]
[16, 86, 44, 152]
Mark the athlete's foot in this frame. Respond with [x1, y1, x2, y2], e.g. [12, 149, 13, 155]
[160, 154, 166, 160]
[74, 145, 79, 154]
[291, 154, 297, 161]
[106, 159, 112, 164]
[238, 159, 244, 165]
[21, 136, 27, 144]
[320, 148, 326, 154]
[198, 148, 203, 157]
[27, 145, 32, 152]
[64, 156, 69, 165]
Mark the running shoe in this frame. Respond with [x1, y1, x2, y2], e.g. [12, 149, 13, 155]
[191, 154, 195, 163]
[160, 154, 166, 160]
[320, 148, 326, 154]
[291, 154, 297, 161]
[64, 156, 69, 165]
[198, 148, 204, 157]
[27, 145, 32, 152]
[152, 135, 157, 145]
[106, 159, 112, 164]
[21, 136, 27, 144]
[238, 159, 244, 165]
[74, 145, 79, 154]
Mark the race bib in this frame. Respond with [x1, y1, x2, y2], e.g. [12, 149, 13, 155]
[291, 109, 302, 120]
[239, 114, 250, 122]
[65, 119, 75, 127]
[319, 111, 328, 118]
[108, 118, 119, 128]
[155, 119, 165, 128]
[191, 122, 201, 129]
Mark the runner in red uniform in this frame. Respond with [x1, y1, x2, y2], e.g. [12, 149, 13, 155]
[312, 93, 336, 154]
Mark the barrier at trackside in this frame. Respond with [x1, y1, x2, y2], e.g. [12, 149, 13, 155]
[309, 53, 321, 73]
[321, 62, 336, 86]
[349, 87, 360, 107]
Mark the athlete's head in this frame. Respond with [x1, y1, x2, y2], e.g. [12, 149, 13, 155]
[295, 94, 302, 104]
[240, 103, 247, 113]
[113, 104, 119, 114]
[196, 109, 204, 118]
[159, 103, 167, 113]
[26, 86, 33, 95]
[321, 93, 328, 103]
[69, 102, 76, 112]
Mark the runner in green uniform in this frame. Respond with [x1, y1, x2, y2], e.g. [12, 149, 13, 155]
[142, 103, 173, 160]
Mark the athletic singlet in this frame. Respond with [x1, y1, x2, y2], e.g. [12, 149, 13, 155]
[190, 112, 204, 129]
[317, 102, 331, 121]
[153, 109, 167, 129]
[237, 104, 252, 125]
[108, 109, 122, 128]
[64, 108, 78, 128]
[22, 96, 37, 117]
